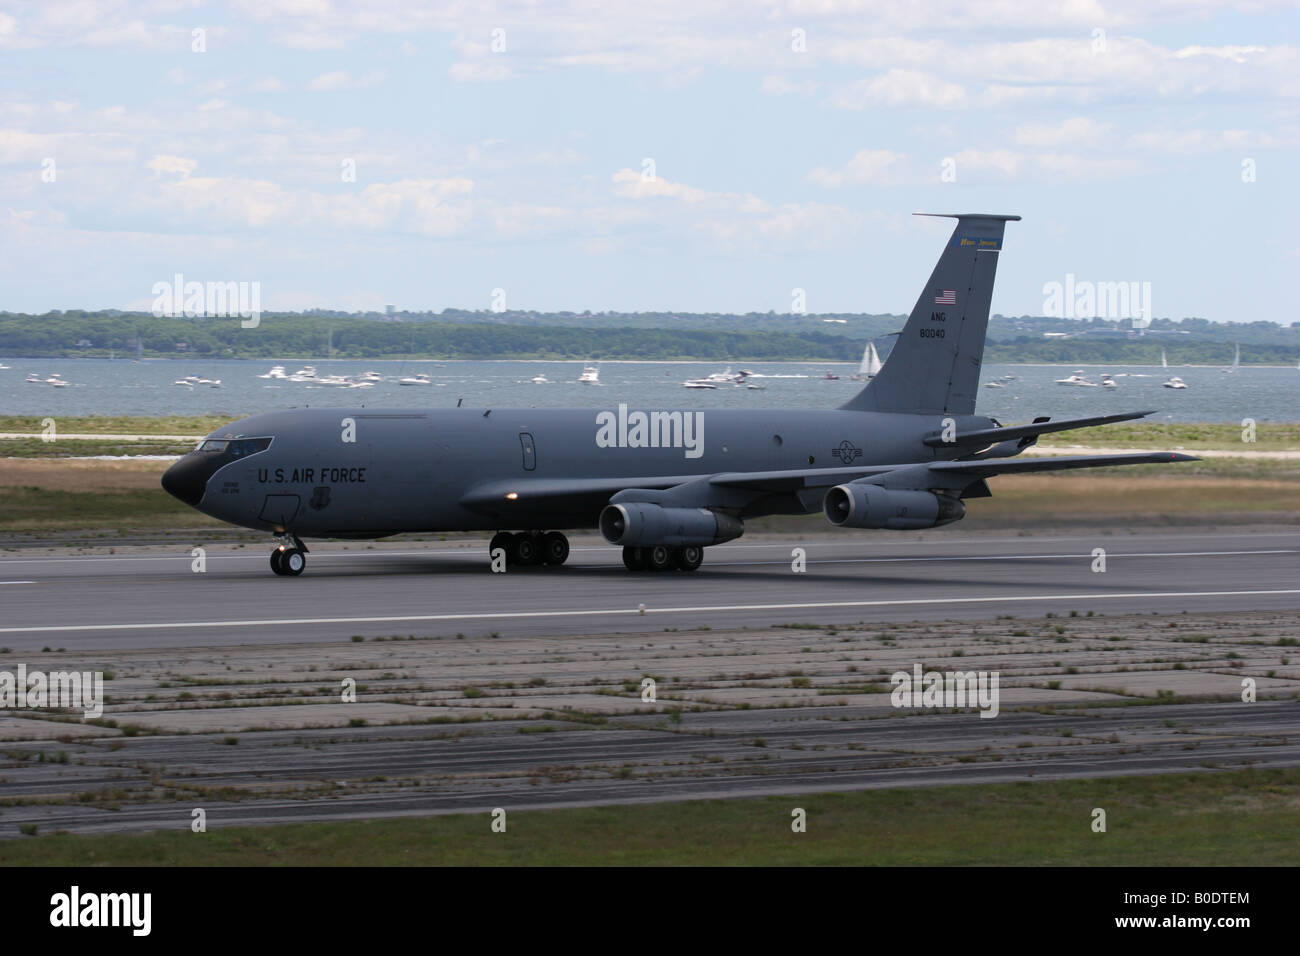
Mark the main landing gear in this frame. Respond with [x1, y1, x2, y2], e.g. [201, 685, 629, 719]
[622, 544, 704, 573]
[489, 531, 570, 567]
[270, 534, 308, 576]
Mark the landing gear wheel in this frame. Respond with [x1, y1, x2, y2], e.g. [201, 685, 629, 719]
[511, 533, 540, 566]
[270, 549, 286, 575]
[646, 545, 674, 572]
[622, 546, 646, 571]
[542, 531, 569, 566]
[489, 532, 514, 561]
[673, 545, 704, 572]
[280, 548, 306, 576]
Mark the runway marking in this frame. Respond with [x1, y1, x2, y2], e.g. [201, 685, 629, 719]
[0, 547, 1293, 567]
[1, 588, 1297, 635]
[0, 581, 35, 585]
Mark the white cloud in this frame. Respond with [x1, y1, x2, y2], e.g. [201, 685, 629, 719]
[808, 149, 912, 188]
[146, 154, 197, 177]
[829, 70, 968, 110]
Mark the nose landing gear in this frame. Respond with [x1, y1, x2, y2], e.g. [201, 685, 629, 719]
[270, 534, 308, 576]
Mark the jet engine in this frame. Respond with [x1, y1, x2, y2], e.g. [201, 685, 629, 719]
[823, 483, 965, 530]
[599, 503, 744, 547]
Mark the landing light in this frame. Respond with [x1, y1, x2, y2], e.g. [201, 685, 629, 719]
[505, 492, 518, 500]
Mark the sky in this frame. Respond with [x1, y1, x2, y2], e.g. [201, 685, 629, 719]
[1, 0, 1297, 322]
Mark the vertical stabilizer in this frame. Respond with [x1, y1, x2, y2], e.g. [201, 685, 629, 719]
[842, 213, 1018, 415]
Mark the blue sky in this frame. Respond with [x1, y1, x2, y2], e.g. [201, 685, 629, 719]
[1, 1, 1297, 322]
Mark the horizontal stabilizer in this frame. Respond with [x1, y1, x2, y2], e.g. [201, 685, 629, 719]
[923, 410, 1157, 448]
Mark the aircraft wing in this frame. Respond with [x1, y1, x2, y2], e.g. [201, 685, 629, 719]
[928, 451, 1198, 477]
[461, 452, 1198, 516]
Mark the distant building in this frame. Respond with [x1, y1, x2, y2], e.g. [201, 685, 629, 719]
[385, 304, 395, 315]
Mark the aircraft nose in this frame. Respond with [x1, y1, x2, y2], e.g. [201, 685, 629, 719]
[161, 455, 208, 506]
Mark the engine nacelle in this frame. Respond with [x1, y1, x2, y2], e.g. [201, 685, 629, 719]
[823, 484, 965, 530]
[599, 503, 744, 547]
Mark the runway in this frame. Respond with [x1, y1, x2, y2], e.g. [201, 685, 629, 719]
[0, 528, 1297, 650]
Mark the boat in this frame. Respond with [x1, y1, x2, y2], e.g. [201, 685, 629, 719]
[1222, 342, 1240, 373]
[359, 371, 383, 381]
[398, 373, 433, 386]
[682, 380, 718, 389]
[578, 365, 600, 384]
[25, 372, 42, 383]
[313, 375, 354, 387]
[198, 377, 221, 388]
[1161, 349, 1168, 369]
[1100, 374, 1118, 389]
[983, 382, 1004, 388]
[259, 365, 288, 379]
[1162, 376, 1188, 389]
[1054, 373, 1098, 387]
[824, 371, 840, 380]
[531, 374, 549, 384]
[173, 375, 200, 387]
[288, 365, 318, 382]
[850, 341, 883, 381]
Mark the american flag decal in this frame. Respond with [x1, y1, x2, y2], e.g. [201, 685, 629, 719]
[934, 289, 956, 305]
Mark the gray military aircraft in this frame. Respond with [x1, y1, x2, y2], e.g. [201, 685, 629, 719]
[162, 213, 1195, 576]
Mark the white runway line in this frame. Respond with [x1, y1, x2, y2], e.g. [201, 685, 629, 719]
[0, 547, 1293, 566]
[1, 588, 1298, 634]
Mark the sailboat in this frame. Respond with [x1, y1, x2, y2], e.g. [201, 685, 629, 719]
[851, 341, 883, 381]
[1222, 342, 1240, 373]
[1161, 348, 1168, 369]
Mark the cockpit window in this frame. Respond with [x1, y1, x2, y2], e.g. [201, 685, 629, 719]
[196, 437, 272, 458]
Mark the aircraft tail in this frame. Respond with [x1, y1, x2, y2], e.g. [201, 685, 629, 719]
[841, 213, 1019, 416]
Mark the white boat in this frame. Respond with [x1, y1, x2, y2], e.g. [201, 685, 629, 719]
[983, 381, 1005, 388]
[578, 365, 600, 384]
[1162, 376, 1188, 389]
[682, 380, 718, 389]
[173, 374, 200, 386]
[531, 374, 549, 384]
[25, 372, 42, 383]
[198, 377, 221, 388]
[348, 380, 374, 389]
[313, 375, 354, 387]
[259, 365, 288, 379]
[49, 379, 68, 388]
[1055, 373, 1098, 387]
[359, 371, 383, 381]
[1100, 374, 1118, 389]
[851, 341, 883, 381]
[398, 373, 433, 386]
[1222, 342, 1240, 373]
[288, 365, 318, 382]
